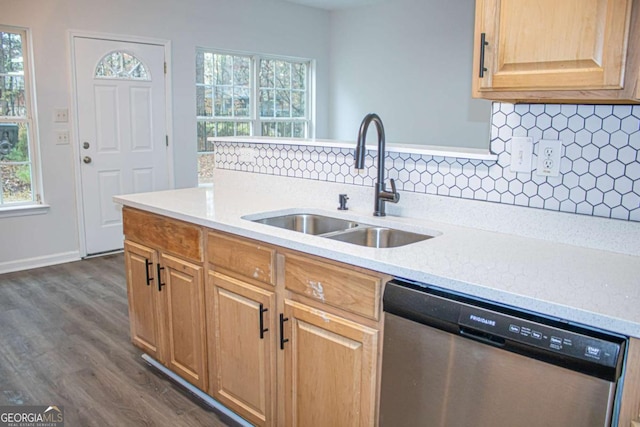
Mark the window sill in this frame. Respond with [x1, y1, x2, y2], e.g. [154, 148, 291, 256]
[0, 203, 50, 219]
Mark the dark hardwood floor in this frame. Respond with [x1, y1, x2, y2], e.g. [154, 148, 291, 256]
[0, 254, 234, 426]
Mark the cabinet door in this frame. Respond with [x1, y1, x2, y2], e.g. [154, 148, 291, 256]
[124, 241, 163, 361]
[282, 300, 379, 427]
[207, 271, 276, 426]
[159, 253, 207, 389]
[475, 0, 632, 91]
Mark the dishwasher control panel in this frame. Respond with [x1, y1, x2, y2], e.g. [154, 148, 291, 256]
[458, 305, 621, 368]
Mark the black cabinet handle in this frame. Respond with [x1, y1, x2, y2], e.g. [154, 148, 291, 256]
[259, 304, 269, 339]
[479, 32, 489, 78]
[279, 313, 289, 350]
[156, 264, 165, 292]
[145, 259, 153, 286]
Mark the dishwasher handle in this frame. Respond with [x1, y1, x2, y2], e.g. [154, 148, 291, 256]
[459, 326, 506, 348]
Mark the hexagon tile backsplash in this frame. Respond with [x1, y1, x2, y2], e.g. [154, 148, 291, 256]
[213, 103, 640, 222]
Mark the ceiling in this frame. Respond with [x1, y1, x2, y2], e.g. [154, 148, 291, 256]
[280, 0, 386, 10]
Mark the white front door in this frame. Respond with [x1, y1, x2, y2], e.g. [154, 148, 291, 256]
[73, 37, 169, 255]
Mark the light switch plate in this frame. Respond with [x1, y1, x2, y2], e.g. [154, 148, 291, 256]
[54, 108, 68, 123]
[55, 130, 70, 145]
[536, 139, 562, 177]
[510, 137, 533, 173]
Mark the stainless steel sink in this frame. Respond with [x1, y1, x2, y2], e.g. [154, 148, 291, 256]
[248, 212, 437, 248]
[252, 213, 359, 235]
[324, 226, 433, 248]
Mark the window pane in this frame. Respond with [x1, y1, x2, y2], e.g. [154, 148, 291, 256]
[234, 87, 250, 117]
[260, 59, 274, 88]
[260, 89, 274, 117]
[197, 121, 216, 152]
[293, 122, 306, 138]
[196, 51, 215, 85]
[262, 122, 276, 137]
[215, 87, 233, 117]
[95, 51, 149, 80]
[1, 163, 32, 203]
[234, 56, 250, 87]
[292, 63, 306, 90]
[0, 75, 26, 117]
[278, 122, 292, 138]
[291, 91, 305, 118]
[215, 54, 233, 85]
[236, 122, 251, 136]
[1, 32, 24, 73]
[275, 61, 290, 89]
[0, 29, 36, 207]
[0, 123, 28, 161]
[196, 85, 213, 117]
[275, 90, 290, 118]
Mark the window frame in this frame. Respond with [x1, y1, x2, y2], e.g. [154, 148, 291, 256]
[196, 47, 315, 152]
[0, 25, 44, 214]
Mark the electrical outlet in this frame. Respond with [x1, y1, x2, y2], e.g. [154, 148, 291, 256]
[55, 130, 70, 145]
[510, 136, 533, 173]
[54, 108, 68, 123]
[238, 147, 257, 164]
[536, 139, 562, 177]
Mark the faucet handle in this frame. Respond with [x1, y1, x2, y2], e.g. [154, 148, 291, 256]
[338, 194, 349, 210]
[389, 179, 400, 202]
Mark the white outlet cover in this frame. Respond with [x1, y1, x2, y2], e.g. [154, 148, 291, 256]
[536, 139, 562, 177]
[510, 137, 533, 173]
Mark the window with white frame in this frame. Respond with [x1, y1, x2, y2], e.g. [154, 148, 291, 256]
[0, 26, 41, 208]
[196, 49, 312, 153]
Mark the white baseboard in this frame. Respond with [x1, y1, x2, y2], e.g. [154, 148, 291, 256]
[0, 251, 81, 275]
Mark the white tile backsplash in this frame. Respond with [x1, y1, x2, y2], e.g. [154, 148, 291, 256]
[212, 103, 640, 222]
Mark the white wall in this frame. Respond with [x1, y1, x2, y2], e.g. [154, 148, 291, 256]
[0, 0, 330, 269]
[328, 0, 491, 148]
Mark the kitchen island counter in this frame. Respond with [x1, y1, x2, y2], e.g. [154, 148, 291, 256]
[114, 170, 640, 338]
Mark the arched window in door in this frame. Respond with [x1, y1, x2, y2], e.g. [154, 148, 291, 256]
[95, 51, 150, 80]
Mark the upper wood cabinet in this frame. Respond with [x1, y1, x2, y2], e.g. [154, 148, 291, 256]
[472, 0, 640, 103]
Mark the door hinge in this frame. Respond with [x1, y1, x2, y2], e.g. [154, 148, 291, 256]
[164, 62, 167, 74]
[165, 135, 169, 147]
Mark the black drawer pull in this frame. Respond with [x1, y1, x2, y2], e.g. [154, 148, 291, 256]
[279, 313, 289, 350]
[479, 32, 489, 78]
[259, 304, 269, 340]
[145, 259, 153, 286]
[156, 264, 165, 291]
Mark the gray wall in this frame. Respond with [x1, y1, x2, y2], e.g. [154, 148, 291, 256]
[327, 0, 491, 148]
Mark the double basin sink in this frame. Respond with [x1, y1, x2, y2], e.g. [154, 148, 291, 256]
[250, 213, 436, 248]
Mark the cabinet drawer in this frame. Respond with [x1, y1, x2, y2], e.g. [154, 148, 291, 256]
[207, 232, 275, 286]
[284, 253, 382, 320]
[122, 207, 203, 262]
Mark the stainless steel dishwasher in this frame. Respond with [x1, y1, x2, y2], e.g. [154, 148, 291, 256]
[380, 279, 628, 427]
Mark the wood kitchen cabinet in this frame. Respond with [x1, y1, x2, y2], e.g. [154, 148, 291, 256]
[280, 250, 386, 427]
[123, 207, 207, 390]
[619, 338, 640, 427]
[472, 0, 640, 103]
[206, 231, 277, 427]
[206, 231, 387, 426]
[282, 300, 379, 427]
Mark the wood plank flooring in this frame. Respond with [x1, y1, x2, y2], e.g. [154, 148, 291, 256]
[0, 254, 234, 426]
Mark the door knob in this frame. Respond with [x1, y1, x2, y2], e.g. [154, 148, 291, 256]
[83, 156, 92, 164]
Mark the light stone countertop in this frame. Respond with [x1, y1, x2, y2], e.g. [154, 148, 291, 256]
[114, 170, 640, 338]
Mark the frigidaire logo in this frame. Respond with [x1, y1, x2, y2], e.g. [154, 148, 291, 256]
[469, 314, 496, 327]
[0, 405, 64, 427]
